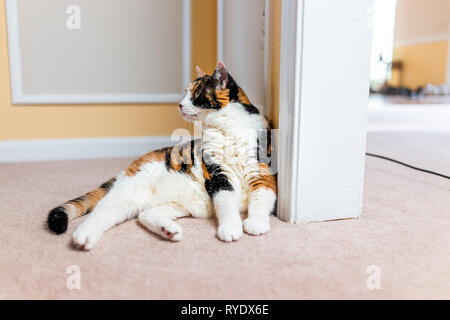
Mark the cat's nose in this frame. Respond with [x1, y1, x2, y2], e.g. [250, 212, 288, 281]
[178, 104, 183, 109]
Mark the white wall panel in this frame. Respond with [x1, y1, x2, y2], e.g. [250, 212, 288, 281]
[218, 0, 266, 111]
[5, 0, 191, 104]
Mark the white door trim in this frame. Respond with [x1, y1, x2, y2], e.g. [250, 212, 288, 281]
[277, 0, 374, 222]
[277, 0, 305, 222]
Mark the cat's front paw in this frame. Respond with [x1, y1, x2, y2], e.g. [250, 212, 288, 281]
[161, 223, 183, 242]
[73, 224, 103, 250]
[243, 216, 270, 236]
[217, 222, 242, 242]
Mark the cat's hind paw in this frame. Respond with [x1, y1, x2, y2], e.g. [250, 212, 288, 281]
[243, 216, 270, 236]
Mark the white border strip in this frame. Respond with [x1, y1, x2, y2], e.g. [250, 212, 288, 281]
[5, 0, 191, 105]
[0, 136, 173, 162]
[395, 33, 449, 48]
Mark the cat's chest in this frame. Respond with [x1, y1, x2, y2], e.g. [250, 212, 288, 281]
[202, 127, 257, 166]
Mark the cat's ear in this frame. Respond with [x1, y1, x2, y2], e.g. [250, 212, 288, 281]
[213, 61, 228, 89]
[196, 65, 207, 77]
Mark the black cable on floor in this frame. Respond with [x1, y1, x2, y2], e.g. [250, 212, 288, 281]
[365, 153, 450, 180]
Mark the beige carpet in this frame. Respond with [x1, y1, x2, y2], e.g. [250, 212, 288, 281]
[0, 152, 449, 299]
[1, 99, 450, 299]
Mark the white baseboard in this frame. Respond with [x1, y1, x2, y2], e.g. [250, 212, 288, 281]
[0, 136, 173, 162]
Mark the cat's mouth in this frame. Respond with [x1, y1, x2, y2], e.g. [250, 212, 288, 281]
[180, 112, 199, 122]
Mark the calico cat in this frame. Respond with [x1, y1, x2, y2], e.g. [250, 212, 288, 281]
[47, 62, 277, 249]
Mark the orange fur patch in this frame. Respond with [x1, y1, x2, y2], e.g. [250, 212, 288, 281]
[201, 162, 211, 179]
[215, 88, 230, 107]
[64, 177, 116, 218]
[168, 141, 202, 177]
[249, 163, 277, 193]
[168, 145, 185, 171]
[125, 149, 168, 177]
[64, 199, 87, 216]
[237, 88, 251, 105]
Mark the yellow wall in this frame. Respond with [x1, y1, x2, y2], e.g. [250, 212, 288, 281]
[0, 0, 216, 141]
[390, 0, 450, 89]
[394, 0, 450, 44]
[270, 0, 281, 129]
[390, 40, 448, 89]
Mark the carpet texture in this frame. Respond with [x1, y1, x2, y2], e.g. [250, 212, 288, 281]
[1, 99, 450, 299]
[0, 154, 449, 300]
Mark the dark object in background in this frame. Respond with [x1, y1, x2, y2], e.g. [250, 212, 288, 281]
[379, 85, 411, 96]
[377, 84, 424, 98]
[412, 86, 424, 99]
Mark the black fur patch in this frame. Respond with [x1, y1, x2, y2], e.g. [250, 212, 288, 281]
[47, 207, 68, 234]
[191, 72, 259, 113]
[191, 76, 221, 110]
[203, 158, 234, 197]
[228, 78, 239, 101]
[270, 197, 278, 216]
[180, 162, 188, 173]
[190, 140, 195, 163]
[68, 195, 86, 204]
[242, 103, 260, 115]
[164, 151, 172, 171]
[100, 177, 116, 192]
[226, 76, 259, 114]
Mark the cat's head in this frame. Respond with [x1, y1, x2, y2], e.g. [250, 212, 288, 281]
[178, 61, 250, 121]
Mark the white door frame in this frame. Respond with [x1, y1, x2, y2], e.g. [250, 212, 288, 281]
[277, 0, 304, 222]
[277, 0, 374, 222]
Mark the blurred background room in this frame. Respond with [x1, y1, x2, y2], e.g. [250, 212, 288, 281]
[367, 0, 450, 174]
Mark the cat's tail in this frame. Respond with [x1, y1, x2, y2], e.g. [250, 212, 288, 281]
[47, 177, 116, 234]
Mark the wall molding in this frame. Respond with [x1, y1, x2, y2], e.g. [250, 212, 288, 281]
[0, 136, 173, 162]
[395, 33, 450, 48]
[5, 0, 191, 105]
